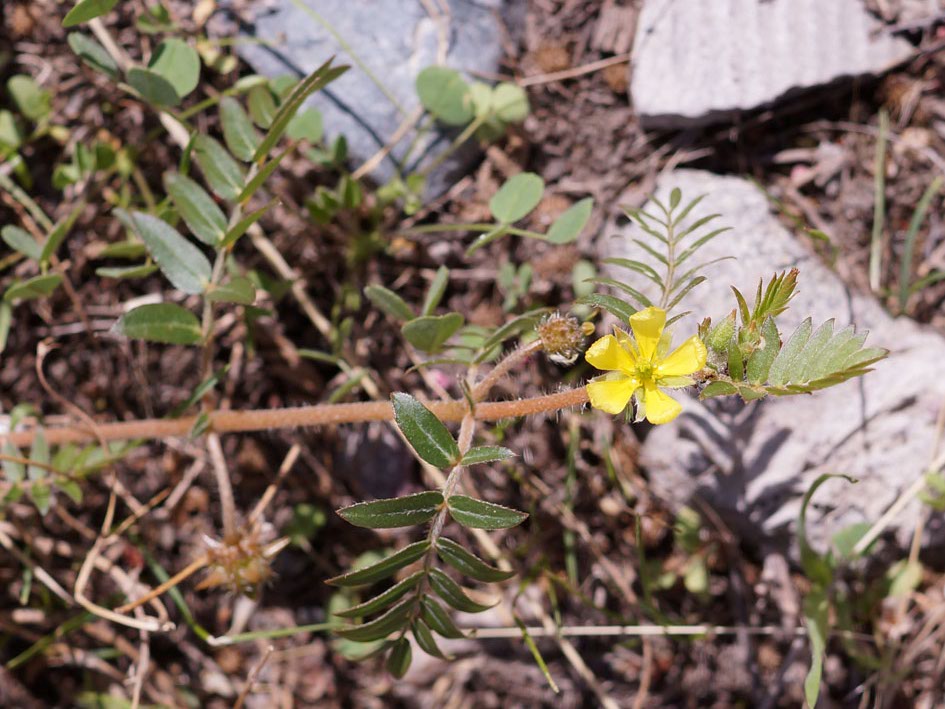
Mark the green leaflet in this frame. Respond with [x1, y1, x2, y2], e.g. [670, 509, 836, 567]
[391, 393, 460, 468]
[326, 540, 430, 587]
[337, 491, 443, 529]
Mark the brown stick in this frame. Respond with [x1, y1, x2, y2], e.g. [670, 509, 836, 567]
[4, 388, 590, 448]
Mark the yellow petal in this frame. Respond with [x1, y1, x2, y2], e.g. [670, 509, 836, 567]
[587, 375, 639, 415]
[613, 327, 639, 358]
[585, 334, 635, 373]
[658, 335, 707, 377]
[629, 306, 666, 361]
[642, 381, 682, 424]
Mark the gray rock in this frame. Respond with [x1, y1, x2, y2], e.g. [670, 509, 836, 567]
[600, 169, 945, 548]
[233, 0, 505, 193]
[630, 0, 915, 129]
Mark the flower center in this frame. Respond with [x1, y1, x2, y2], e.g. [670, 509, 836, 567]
[634, 361, 655, 381]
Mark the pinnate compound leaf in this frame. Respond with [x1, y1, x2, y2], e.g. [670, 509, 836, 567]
[428, 568, 494, 613]
[763, 319, 887, 396]
[327, 540, 431, 587]
[447, 495, 528, 530]
[334, 571, 425, 619]
[436, 538, 514, 582]
[337, 491, 443, 529]
[335, 598, 413, 642]
[117, 303, 202, 345]
[391, 393, 460, 468]
[164, 172, 227, 246]
[489, 172, 544, 224]
[117, 210, 211, 294]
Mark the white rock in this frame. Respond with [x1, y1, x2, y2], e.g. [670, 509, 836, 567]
[232, 0, 506, 194]
[600, 169, 945, 548]
[631, 0, 914, 128]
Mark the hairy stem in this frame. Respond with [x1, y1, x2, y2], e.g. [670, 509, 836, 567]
[4, 388, 590, 448]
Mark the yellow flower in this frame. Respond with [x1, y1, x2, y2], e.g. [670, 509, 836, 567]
[584, 306, 707, 424]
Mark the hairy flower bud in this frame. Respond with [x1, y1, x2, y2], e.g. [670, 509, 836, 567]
[537, 313, 587, 365]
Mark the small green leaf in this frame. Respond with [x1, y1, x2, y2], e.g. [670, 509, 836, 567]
[326, 540, 430, 587]
[547, 197, 592, 244]
[386, 637, 412, 678]
[7, 75, 51, 121]
[286, 107, 323, 142]
[2, 439, 24, 482]
[391, 393, 460, 468]
[699, 381, 738, 399]
[127, 67, 180, 107]
[99, 241, 146, 259]
[461, 446, 515, 466]
[237, 147, 289, 203]
[335, 598, 413, 642]
[2, 225, 41, 260]
[206, 276, 256, 305]
[803, 587, 829, 709]
[247, 85, 277, 128]
[492, 82, 529, 123]
[577, 293, 636, 323]
[0, 302, 10, 352]
[96, 264, 159, 280]
[62, 0, 118, 27]
[887, 559, 923, 597]
[253, 59, 349, 162]
[768, 318, 812, 387]
[412, 620, 450, 659]
[419, 597, 465, 639]
[401, 313, 464, 353]
[164, 172, 227, 246]
[193, 135, 245, 202]
[148, 39, 200, 100]
[447, 495, 528, 530]
[334, 571, 424, 619]
[40, 203, 84, 265]
[337, 490, 444, 529]
[421, 266, 449, 317]
[428, 568, 493, 613]
[489, 172, 544, 224]
[221, 197, 278, 249]
[67, 33, 119, 79]
[219, 97, 260, 162]
[117, 303, 203, 345]
[117, 210, 211, 294]
[746, 317, 780, 385]
[364, 285, 415, 321]
[4, 274, 63, 302]
[436, 538, 514, 582]
[416, 67, 473, 126]
[831, 522, 872, 560]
